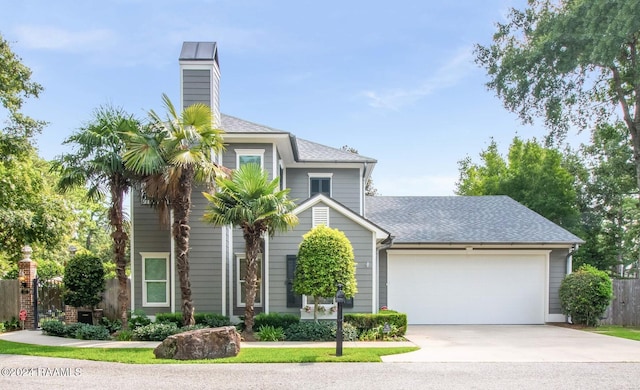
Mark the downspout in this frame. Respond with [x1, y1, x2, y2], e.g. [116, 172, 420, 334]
[375, 235, 394, 313]
[566, 244, 579, 275]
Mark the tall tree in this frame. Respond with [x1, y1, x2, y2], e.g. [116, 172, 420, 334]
[456, 137, 580, 231]
[0, 34, 45, 137]
[293, 225, 357, 322]
[202, 163, 298, 337]
[52, 105, 139, 329]
[574, 123, 639, 275]
[475, 0, 640, 197]
[124, 94, 225, 326]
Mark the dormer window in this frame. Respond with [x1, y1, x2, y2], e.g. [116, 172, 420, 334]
[236, 149, 264, 169]
[309, 173, 332, 197]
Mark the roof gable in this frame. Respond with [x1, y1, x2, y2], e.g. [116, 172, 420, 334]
[295, 194, 389, 240]
[365, 195, 584, 245]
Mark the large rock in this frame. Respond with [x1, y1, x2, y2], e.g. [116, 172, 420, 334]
[154, 326, 241, 360]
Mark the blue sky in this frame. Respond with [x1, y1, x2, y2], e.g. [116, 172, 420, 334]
[1, 0, 568, 195]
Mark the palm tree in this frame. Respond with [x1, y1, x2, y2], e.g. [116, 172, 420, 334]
[203, 163, 298, 338]
[124, 93, 225, 326]
[52, 104, 139, 329]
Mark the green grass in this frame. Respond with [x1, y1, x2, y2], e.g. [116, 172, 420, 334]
[0, 340, 418, 364]
[588, 326, 640, 341]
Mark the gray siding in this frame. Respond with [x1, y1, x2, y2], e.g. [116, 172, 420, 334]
[268, 200, 376, 314]
[132, 187, 171, 317]
[286, 168, 361, 211]
[378, 250, 388, 308]
[549, 248, 569, 314]
[132, 185, 224, 316]
[182, 69, 211, 109]
[187, 187, 224, 313]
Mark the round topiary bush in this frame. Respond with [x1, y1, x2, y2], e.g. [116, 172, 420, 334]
[559, 264, 613, 327]
[63, 253, 106, 308]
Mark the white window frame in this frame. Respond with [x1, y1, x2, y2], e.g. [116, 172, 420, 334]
[236, 149, 265, 169]
[141, 252, 170, 307]
[236, 253, 263, 308]
[308, 173, 333, 197]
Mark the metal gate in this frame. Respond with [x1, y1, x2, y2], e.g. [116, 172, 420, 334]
[35, 277, 65, 326]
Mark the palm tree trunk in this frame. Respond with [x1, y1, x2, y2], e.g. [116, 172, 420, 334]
[243, 228, 261, 338]
[110, 177, 129, 329]
[174, 167, 195, 326]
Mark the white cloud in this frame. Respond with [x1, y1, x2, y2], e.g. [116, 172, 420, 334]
[376, 174, 458, 196]
[14, 25, 117, 52]
[360, 46, 475, 110]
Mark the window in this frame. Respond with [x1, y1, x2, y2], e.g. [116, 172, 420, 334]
[141, 253, 169, 307]
[309, 173, 332, 197]
[236, 149, 264, 169]
[237, 255, 262, 307]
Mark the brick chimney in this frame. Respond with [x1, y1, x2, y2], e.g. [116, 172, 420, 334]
[179, 41, 221, 128]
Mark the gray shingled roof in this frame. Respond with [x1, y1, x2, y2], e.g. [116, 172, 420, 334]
[365, 196, 584, 244]
[221, 114, 288, 134]
[220, 114, 376, 163]
[295, 138, 376, 163]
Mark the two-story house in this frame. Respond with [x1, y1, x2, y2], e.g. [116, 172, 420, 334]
[130, 42, 583, 325]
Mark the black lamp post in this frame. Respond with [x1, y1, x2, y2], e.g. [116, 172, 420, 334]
[335, 283, 345, 357]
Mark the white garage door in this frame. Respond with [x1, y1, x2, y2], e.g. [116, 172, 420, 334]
[387, 251, 548, 324]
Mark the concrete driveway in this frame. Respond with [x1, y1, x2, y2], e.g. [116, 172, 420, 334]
[383, 325, 640, 363]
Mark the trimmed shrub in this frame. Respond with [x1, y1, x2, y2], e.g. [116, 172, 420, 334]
[284, 320, 333, 341]
[256, 325, 286, 341]
[63, 253, 105, 308]
[41, 319, 66, 337]
[155, 312, 231, 328]
[99, 317, 122, 334]
[74, 324, 111, 340]
[200, 313, 231, 328]
[128, 310, 151, 329]
[63, 322, 86, 338]
[560, 264, 613, 327]
[345, 311, 407, 336]
[254, 312, 300, 330]
[132, 322, 179, 341]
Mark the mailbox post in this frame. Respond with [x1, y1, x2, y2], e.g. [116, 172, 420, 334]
[335, 283, 345, 357]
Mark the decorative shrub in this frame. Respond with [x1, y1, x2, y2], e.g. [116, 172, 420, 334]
[254, 312, 300, 331]
[74, 324, 111, 340]
[560, 264, 613, 327]
[155, 312, 231, 327]
[63, 253, 105, 308]
[357, 324, 404, 341]
[63, 322, 86, 338]
[201, 313, 232, 328]
[132, 322, 179, 341]
[284, 320, 333, 341]
[256, 325, 286, 341]
[99, 317, 122, 334]
[114, 329, 133, 341]
[128, 310, 151, 329]
[345, 311, 407, 336]
[329, 321, 359, 341]
[41, 319, 66, 337]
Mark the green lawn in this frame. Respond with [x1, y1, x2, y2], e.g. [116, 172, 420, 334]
[0, 340, 418, 364]
[588, 326, 640, 341]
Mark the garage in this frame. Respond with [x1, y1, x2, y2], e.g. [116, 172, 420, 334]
[387, 250, 549, 325]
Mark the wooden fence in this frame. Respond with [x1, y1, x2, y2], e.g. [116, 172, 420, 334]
[98, 278, 130, 321]
[601, 279, 640, 326]
[0, 280, 19, 322]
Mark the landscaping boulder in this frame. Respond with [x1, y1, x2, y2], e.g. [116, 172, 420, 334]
[153, 326, 241, 360]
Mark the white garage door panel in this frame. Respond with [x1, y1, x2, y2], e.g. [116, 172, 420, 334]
[388, 253, 547, 324]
